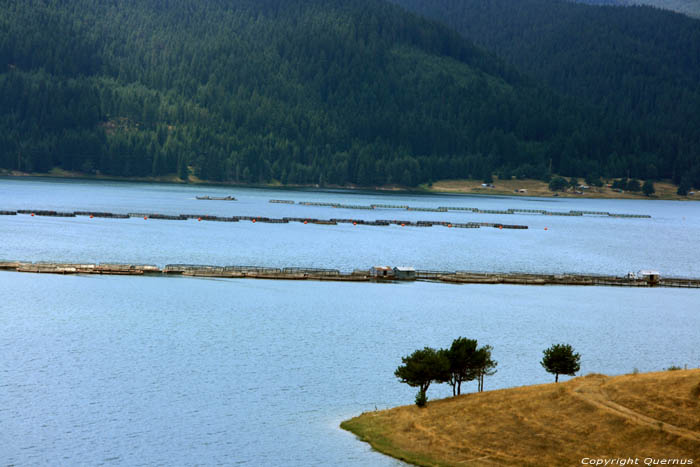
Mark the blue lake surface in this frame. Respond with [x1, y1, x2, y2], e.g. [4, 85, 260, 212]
[1, 177, 700, 276]
[1, 177, 699, 465]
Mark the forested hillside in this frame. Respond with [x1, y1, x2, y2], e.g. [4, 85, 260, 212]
[1, 0, 698, 187]
[392, 0, 700, 187]
[576, 0, 700, 18]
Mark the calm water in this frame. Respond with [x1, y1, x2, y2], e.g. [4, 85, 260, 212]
[1, 177, 699, 466]
[1, 177, 699, 276]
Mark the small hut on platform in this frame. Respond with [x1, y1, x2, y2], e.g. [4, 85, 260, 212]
[393, 266, 417, 280]
[370, 266, 394, 278]
[638, 270, 660, 285]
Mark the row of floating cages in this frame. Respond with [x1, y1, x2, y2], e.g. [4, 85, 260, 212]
[282, 267, 340, 276]
[75, 211, 130, 218]
[5, 208, 529, 229]
[415, 270, 455, 279]
[195, 195, 236, 201]
[6, 204, 645, 221]
[298, 202, 340, 207]
[286, 201, 651, 218]
[371, 204, 409, 209]
[6, 261, 696, 287]
[16, 209, 75, 217]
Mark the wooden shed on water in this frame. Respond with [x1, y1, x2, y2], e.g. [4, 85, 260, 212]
[369, 266, 394, 278]
[393, 267, 417, 280]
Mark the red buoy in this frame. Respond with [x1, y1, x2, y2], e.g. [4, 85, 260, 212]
[401, 223, 405, 227]
[499, 225, 503, 230]
[304, 220, 307, 224]
[31, 213, 35, 217]
[252, 219, 256, 223]
[198, 217, 202, 222]
[90, 215, 94, 219]
[353, 222, 357, 225]
[144, 216, 148, 220]
[448, 224, 452, 228]
[544, 227, 548, 231]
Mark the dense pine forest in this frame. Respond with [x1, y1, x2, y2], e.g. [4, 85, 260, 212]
[392, 0, 700, 187]
[1, 0, 699, 188]
[576, 0, 700, 18]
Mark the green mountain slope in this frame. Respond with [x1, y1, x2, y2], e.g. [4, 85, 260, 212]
[577, 0, 700, 18]
[0, 0, 697, 186]
[391, 0, 700, 187]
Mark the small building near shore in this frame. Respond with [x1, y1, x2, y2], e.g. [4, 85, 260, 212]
[393, 266, 417, 280]
[638, 270, 661, 285]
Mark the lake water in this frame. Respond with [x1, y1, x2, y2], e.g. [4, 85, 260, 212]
[1, 177, 699, 466]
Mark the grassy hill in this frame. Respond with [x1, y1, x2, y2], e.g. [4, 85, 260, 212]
[342, 370, 700, 466]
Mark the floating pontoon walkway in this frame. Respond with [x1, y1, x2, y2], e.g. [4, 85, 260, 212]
[0, 209, 528, 230]
[1, 261, 697, 288]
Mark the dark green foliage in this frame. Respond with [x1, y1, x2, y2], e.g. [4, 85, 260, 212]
[472, 345, 497, 392]
[443, 337, 477, 396]
[548, 176, 568, 191]
[1, 0, 575, 185]
[642, 180, 655, 196]
[585, 174, 603, 187]
[577, 0, 700, 19]
[541, 344, 581, 382]
[2, 0, 699, 186]
[626, 179, 641, 192]
[441, 337, 498, 395]
[612, 178, 628, 190]
[395, 347, 449, 396]
[414, 389, 428, 407]
[391, 0, 700, 187]
[677, 177, 692, 195]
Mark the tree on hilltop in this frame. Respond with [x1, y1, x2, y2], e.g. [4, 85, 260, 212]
[443, 337, 478, 396]
[541, 343, 581, 383]
[473, 344, 498, 392]
[395, 347, 449, 406]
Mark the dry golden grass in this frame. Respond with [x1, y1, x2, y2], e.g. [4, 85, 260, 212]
[429, 178, 695, 201]
[341, 370, 700, 466]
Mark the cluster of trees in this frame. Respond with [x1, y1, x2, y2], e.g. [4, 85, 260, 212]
[0, 0, 697, 190]
[396, 340, 581, 406]
[608, 177, 656, 195]
[548, 176, 656, 196]
[395, 337, 497, 406]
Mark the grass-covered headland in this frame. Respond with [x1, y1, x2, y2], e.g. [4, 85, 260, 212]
[342, 370, 700, 466]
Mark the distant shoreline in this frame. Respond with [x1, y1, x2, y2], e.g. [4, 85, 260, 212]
[1, 169, 696, 201]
